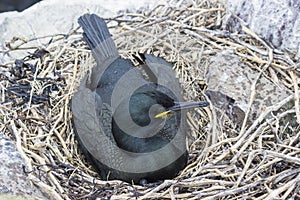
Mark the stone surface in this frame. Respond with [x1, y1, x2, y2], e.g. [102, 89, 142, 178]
[225, 0, 300, 58]
[0, 132, 48, 199]
[206, 50, 290, 126]
[0, 0, 164, 63]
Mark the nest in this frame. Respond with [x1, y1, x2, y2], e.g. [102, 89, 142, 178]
[1, 0, 300, 199]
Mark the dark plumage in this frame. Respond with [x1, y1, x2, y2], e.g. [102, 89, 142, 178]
[71, 14, 209, 184]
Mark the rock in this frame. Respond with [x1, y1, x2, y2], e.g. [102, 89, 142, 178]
[0, 0, 164, 62]
[206, 50, 290, 126]
[225, 0, 300, 58]
[0, 132, 48, 199]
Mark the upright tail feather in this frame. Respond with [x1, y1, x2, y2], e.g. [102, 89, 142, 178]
[78, 14, 118, 64]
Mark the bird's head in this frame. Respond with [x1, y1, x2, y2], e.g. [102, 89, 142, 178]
[129, 89, 209, 124]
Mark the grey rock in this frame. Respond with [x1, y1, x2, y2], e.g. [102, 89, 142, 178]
[0, 132, 48, 199]
[225, 0, 300, 58]
[0, 0, 164, 63]
[206, 50, 290, 126]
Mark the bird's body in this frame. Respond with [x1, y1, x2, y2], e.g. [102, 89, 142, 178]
[71, 14, 208, 184]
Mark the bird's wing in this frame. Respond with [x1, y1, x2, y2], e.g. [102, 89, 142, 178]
[143, 54, 183, 101]
[71, 76, 120, 167]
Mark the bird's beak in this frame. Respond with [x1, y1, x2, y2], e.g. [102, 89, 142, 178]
[154, 101, 209, 118]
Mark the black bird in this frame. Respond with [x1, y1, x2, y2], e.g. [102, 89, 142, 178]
[71, 14, 209, 184]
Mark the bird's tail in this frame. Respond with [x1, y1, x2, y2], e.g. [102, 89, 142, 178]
[78, 14, 118, 63]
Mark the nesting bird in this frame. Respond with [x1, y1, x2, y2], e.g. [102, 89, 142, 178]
[71, 14, 209, 184]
